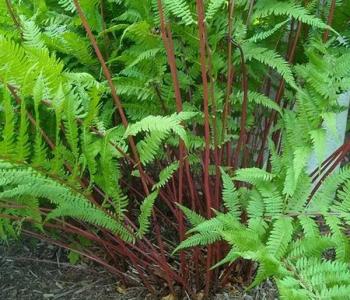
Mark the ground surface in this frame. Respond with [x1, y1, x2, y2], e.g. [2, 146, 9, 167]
[0, 238, 279, 300]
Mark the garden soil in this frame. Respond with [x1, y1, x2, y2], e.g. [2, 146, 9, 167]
[0, 238, 279, 300]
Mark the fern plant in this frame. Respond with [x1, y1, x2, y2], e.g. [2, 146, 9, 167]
[1, 0, 350, 298]
[177, 162, 350, 299]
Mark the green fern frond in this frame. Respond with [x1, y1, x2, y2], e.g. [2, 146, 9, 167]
[153, 161, 180, 190]
[16, 97, 30, 161]
[64, 72, 98, 90]
[0, 85, 16, 157]
[321, 112, 338, 139]
[248, 218, 268, 240]
[333, 180, 350, 214]
[267, 217, 293, 260]
[177, 203, 206, 227]
[309, 166, 350, 211]
[80, 129, 100, 184]
[283, 166, 297, 197]
[234, 168, 275, 184]
[187, 216, 224, 234]
[63, 92, 80, 160]
[247, 190, 264, 218]
[238, 90, 283, 114]
[317, 285, 350, 299]
[29, 48, 64, 91]
[290, 257, 350, 298]
[243, 42, 296, 88]
[334, 52, 350, 78]
[23, 196, 43, 230]
[21, 18, 44, 49]
[0, 163, 134, 242]
[298, 215, 319, 238]
[60, 32, 94, 64]
[247, 251, 281, 290]
[309, 129, 327, 167]
[219, 228, 263, 252]
[0, 37, 29, 85]
[31, 134, 47, 168]
[276, 277, 311, 300]
[268, 138, 282, 175]
[97, 128, 128, 220]
[260, 187, 284, 216]
[293, 146, 311, 182]
[58, 0, 76, 13]
[205, 0, 226, 21]
[174, 231, 221, 253]
[0, 218, 17, 241]
[162, 0, 196, 25]
[127, 48, 162, 69]
[137, 130, 168, 165]
[113, 77, 156, 102]
[253, 0, 334, 31]
[137, 190, 158, 238]
[288, 235, 334, 263]
[211, 247, 240, 269]
[248, 19, 289, 43]
[220, 168, 240, 220]
[47, 202, 135, 243]
[124, 112, 197, 147]
[324, 214, 350, 262]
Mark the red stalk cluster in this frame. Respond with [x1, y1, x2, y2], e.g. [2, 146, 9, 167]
[1, 1, 346, 298]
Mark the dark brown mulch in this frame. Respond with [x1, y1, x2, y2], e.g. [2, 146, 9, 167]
[0, 238, 279, 300]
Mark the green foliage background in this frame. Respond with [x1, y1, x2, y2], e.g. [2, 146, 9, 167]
[0, 0, 350, 298]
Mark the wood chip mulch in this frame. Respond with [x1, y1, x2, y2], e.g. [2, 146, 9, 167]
[0, 238, 278, 300]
